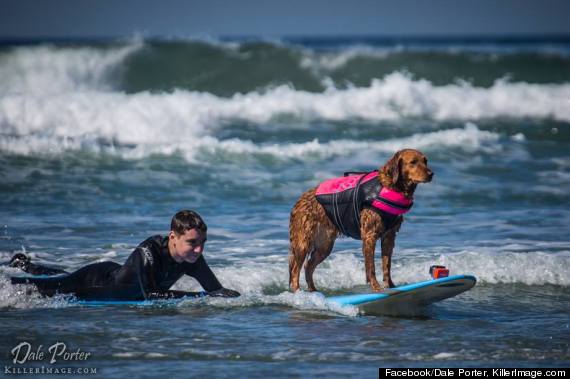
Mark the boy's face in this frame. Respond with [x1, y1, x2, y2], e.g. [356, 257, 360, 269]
[169, 228, 207, 264]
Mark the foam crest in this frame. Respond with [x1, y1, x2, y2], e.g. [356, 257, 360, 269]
[425, 250, 570, 286]
[208, 249, 570, 295]
[300, 45, 390, 72]
[1, 73, 568, 145]
[0, 123, 502, 161]
[246, 123, 501, 157]
[222, 74, 570, 122]
[0, 42, 142, 95]
[0, 91, 212, 145]
[298, 43, 570, 74]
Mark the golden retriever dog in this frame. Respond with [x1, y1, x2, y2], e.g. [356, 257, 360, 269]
[288, 149, 433, 292]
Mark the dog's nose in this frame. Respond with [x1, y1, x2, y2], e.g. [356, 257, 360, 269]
[427, 170, 434, 181]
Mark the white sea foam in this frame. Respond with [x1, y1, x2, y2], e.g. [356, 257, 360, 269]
[196, 123, 502, 160]
[0, 276, 72, 309]
[189, 291, 359, 317]
[1, 73, 567, 152]
[215, 74, 570, 122]
[0, 66, 565, 162]
[0, 118, 513, 162]
[0, 43, 142, 95]
[298, 43, 570, 74]
[300, 45, 391, 72]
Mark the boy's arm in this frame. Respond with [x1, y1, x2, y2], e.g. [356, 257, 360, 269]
[131, 245, 161, 300]
[132, 251, 208, 299]
[184, 255, 223, 292]
[184, 255, 240, 297]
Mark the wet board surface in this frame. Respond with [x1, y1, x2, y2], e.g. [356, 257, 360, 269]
[327, 275, 477, 315]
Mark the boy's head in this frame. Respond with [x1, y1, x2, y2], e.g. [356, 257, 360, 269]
[170, 210, 207, 234]
[168, 210, 208, 264]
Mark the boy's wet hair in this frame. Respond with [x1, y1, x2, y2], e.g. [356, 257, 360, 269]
[171, 210, 207, 234]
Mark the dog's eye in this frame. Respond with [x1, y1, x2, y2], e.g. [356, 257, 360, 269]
[410, 159, 417, 165]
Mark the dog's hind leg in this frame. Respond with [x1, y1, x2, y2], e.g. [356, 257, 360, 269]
[289, 189, 320, 292]
[289, 243, 310, 292]
[289, 188, 337, 292]
[304, 227, 336, 292]
[289, 217, 315, 292]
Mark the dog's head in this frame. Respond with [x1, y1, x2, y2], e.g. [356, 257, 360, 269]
[379, 149, 433, 191]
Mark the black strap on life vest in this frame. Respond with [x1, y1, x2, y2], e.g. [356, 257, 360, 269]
[351, 170, 379, 231]
[343, 171, 369, 177]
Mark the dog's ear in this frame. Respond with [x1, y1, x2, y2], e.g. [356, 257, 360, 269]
[390, 152, 402, 184]
[380, 151, 402, 187]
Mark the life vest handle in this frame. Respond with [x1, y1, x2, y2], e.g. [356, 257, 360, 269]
[343, 170, 378, 177]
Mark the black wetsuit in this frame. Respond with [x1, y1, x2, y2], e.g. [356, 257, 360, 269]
[10, 235, 238, 300]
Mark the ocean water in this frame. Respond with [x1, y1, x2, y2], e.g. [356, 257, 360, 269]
[0, 37, 569, 376]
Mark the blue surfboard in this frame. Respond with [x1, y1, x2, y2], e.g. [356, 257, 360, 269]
[70, 292, 208, 307]
[327, 274, 476, 315]
[71, 299, 187, 307]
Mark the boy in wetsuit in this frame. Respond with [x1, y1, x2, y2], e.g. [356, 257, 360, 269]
[9, 210, 240, 300]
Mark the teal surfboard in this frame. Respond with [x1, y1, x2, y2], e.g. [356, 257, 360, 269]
[327, 274, 476, 315]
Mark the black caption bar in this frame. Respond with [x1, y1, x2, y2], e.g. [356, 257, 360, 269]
[380, 368, 567, 379]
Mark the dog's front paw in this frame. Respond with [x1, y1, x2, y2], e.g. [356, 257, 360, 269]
[385, 279, 396, 289]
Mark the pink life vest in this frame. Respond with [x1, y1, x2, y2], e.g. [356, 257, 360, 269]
[315, 171, 413, 239]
